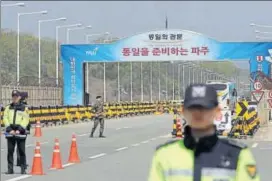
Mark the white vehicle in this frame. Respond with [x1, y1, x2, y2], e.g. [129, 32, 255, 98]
[206, 80, 236, 134]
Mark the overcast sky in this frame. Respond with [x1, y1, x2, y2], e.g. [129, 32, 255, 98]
[2, 1, 272, 69]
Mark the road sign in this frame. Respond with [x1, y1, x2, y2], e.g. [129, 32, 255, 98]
[236, 101, 248, 117]
[253, 81, 262, 90]
[256, 55, 264, 63]
[268, 90, 272, 99]
[251, 90, 264, 103]
[268, 99, 272, 108]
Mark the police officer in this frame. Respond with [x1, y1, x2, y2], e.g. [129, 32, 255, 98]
[3, 90, 29, 174]
[89, 96, 105, 138]
[148, 84, 260, 181]
[16, 92, 30, 167]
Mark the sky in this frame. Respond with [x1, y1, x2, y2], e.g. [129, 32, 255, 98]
[2, 1, 272, 69]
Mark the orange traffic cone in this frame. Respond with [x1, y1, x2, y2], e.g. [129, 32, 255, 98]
[34, 142, 41, 154]
[176, 118, 183, 139]
[34, 120, 42, 137]
[30, 142, 44, 175]
[50, 138, 63, 169]
[68, 134, 80, 163]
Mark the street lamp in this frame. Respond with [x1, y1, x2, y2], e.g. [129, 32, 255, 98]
[17, 10, 47, 86]
[85, 32, 110, 95]
[1, 3, 25, 7]
[55, 23, 82, 86]
[250, 23, 272, 28]
[85, 32, 110, 43]
[38, 17, 66, 86]
[256, 35, 272, 40]
[66, 25, 92, 43]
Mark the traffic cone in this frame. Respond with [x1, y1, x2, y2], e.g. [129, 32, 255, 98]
[68, 134, 80, 163]
[50, 138, 63, 169]
[30, 142, 44, 175]
[34, 142, 41, 154]
[176, 119, 183, 138]
[34, 120, 42, 137]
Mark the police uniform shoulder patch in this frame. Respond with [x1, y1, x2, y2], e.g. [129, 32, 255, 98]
[246, 164, 257, 179]
[156, 140, 179, 151]
[221, 138, 247, 149]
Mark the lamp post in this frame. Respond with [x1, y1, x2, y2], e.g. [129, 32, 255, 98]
[38, 17, 66, 86]
[1, 3, 25, 7]
[85, 32, 110, 95]
[0, 2, 25, 103]
[85, 32, 110, 43]
[17, 10, 47, 86]
[55, 23, 82, 86]
[66, 25, 92, 44]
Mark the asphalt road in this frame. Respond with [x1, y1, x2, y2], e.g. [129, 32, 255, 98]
[1, 115, 272, 181]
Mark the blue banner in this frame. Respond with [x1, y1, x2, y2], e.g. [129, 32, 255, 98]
[61, 29, 272, 105]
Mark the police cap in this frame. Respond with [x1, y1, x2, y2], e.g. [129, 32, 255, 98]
[184, 83, 218, 109]
[11, 90, 20, 97]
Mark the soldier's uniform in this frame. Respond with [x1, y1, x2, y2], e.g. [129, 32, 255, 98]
[90, 96, 105, 138]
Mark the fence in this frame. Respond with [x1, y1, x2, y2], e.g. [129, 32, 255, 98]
[85, 61, 220, 103]
[1, 85, 62, 106]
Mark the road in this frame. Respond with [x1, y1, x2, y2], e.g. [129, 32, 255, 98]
[1, 115, 272, 181]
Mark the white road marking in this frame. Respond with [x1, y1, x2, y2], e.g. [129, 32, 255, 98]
[252, 143, 258, 148]
[4, 175, 32, 181]
[123, 126, 131, 129]
[260, 147, 272, 150]
[116, 128, 122, 130]
[141, 140, 149, 144]
[2, 141, 48, 151]
[159, 134, 171, 138]
[150, 137, 157, 141]
[131, 143, 140, 147]
[63, 163, 75, 167]
[115, 146, 128, 151]
[77, 133, 88, 137]
[89, 153, 106, 159]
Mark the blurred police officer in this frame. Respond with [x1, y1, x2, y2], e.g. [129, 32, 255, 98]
[3, 90, 29, 174]
[148, 84, 260, 181]
[89, 96, 105, 138]
[16, 92, 30, 167]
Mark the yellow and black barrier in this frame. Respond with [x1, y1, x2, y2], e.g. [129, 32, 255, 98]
[228, 100, 260, 139]
[0, 100, 183, 127]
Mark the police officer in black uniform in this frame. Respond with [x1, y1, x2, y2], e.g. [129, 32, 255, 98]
[3, 90, 29, 174]
[89, 96, 105, 138]
[16, 92, 30, 167]
[149, 84, 260, 181]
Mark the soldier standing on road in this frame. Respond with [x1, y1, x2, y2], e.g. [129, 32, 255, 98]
[148, 84, 260, 181]
[89, 96, 105, 138]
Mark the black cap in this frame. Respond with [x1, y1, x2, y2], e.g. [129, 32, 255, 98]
[184, 84, 218, 109]
[96, 96, 102, 99]
[11, 90, 20, 97]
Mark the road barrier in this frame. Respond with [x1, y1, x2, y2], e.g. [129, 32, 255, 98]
[1, 101, 183, 128]
[228, 100, 260, 139]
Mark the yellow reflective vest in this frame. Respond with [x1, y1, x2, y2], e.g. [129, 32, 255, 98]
[148, 127, 260, 181]
[3, 104, 29, 129]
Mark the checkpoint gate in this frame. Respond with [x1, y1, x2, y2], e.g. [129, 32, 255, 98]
[60, 29, 272, 105]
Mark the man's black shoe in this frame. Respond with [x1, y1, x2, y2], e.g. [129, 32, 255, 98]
[21, 168, 27, 174]
[99, 135, 106, 138]
[89, 134, 94, 138]
[5, 170, 14, 174]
